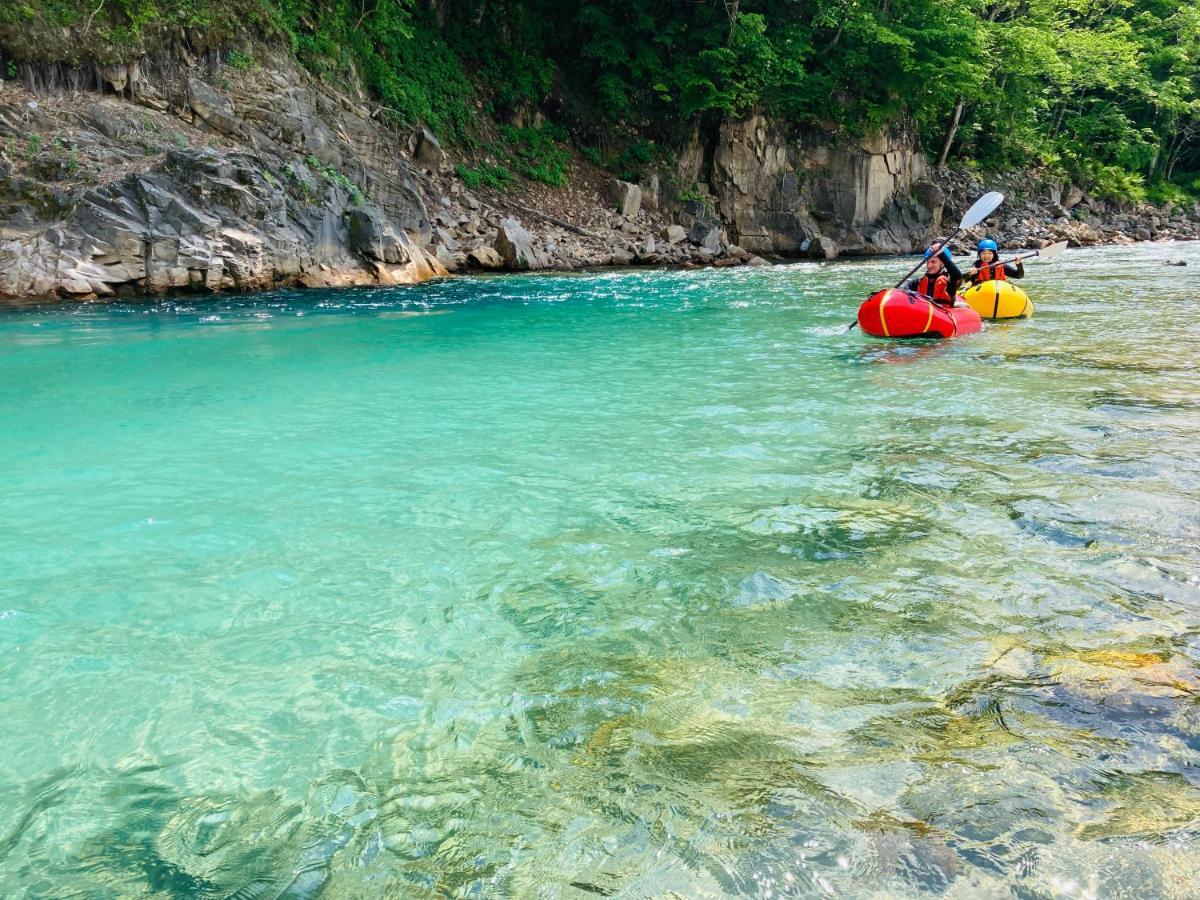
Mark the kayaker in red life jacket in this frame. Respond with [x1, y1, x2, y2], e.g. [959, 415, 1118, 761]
[906, 242, 963, 306]
[966, 238, 1024, 285]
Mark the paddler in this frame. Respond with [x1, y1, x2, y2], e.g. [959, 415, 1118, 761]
[965, 238, 1024, 285]
[906, 242, 963, 306]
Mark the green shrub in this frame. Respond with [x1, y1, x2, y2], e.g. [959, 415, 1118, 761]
[455, 162, 512, 191]
[1146, 180, 1189, 206]
[497, 124, 571, 186]
[304, 154, 365, 203]
[225, 48, 254, 70]
[611, 139, 656, 183]
[1085, 164, 1146, 204]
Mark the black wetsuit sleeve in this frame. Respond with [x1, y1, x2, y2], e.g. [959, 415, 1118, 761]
[1004, 261, 1024, 279]
[906, 276, 920, 292]
[944, 256, 963, 297]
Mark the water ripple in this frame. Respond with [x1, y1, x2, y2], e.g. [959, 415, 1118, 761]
[1, 243, 1199, 895]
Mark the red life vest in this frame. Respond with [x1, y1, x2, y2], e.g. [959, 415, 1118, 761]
[915, 272, 952, 302]
[975, 261, 1006, 281]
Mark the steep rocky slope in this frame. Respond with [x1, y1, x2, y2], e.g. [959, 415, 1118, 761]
[0, 52, 1195, 304]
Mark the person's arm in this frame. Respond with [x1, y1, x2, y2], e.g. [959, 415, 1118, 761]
[1005, 260, 1025, 279]
[944, 256, 964, 297]
[906, 276, 921, 292]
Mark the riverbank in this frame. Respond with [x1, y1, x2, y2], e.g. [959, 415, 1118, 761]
[1, 56, 1196, 304]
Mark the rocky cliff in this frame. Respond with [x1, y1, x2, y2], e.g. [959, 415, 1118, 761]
[0, 54, 1195, 305]
[674, 115, 943, 258]
[0, 55, 449, 301]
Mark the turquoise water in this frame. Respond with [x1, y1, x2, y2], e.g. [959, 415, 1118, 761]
[1, 243, 1199, 897]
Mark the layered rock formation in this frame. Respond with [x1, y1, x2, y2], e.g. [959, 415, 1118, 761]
[0, 148, 445, 299]
[673, 115, 943, 258]
[0, 54, 448, 302]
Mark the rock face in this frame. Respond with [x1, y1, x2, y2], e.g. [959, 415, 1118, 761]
[0, 53, 448, 302]
[673, 114, 941, 257]
[187, 77, 247, 140]
[0, 148, 445, 299]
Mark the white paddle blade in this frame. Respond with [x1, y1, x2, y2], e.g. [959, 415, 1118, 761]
[1037, 240, 1069, 259]
[961, 191, 1005, 230]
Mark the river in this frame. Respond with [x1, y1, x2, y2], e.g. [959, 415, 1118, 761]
[1, 243, 1198, 897]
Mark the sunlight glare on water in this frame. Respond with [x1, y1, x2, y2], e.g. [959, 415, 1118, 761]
[1, 243, 1199, 897]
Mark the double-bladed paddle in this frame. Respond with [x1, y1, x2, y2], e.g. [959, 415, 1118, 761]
[848, 190, 1006, 332]
[974, 239, 1068, 274]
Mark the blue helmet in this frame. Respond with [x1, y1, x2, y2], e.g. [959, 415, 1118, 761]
[977, 238, 998, 253]
[924, 245, 952, 261]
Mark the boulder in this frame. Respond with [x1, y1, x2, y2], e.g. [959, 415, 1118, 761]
[494, 217, 540, 270]
[640, 174, 660, 213]
[1165, 258, 1188, 266]
[688, 223, 722, 252]
[345, 206, 415, 265]
[609, 247, 634, 266]
[608, 179, 642, 218]
[662, 224, 686, 244]
[467, 245, 504, 269]
[413, 127, 445, 171]
[434, 244, 459, 272]
[1063, 184, 1085, 209]
[808, 236, 838, 259]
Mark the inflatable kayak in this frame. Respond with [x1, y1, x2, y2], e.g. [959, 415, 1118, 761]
[961, 280, 1033, 320]
[856, 289, 982, 339]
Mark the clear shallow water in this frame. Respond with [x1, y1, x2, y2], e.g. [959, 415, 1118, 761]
[1, 243, 1199, 898]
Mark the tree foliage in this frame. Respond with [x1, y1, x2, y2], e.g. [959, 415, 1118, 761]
[1, 0, 1197, 199]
